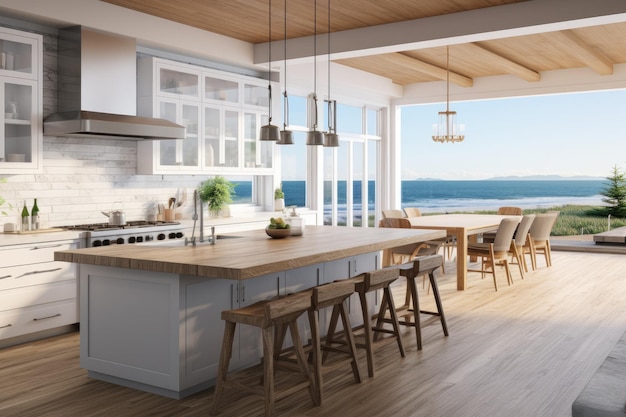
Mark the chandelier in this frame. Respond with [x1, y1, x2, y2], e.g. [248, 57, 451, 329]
[432, 46, 465, 143]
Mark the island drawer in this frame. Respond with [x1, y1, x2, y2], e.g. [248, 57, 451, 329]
[0, 299, 77, 340]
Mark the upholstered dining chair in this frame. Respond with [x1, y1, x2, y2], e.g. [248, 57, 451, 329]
[380, 218, 444, 266]
[382, 209, 406, 219]
[508, 214, 535, 278]
[525, 211, 559, 269]
[467, 217, 519, 291]
[403, 207, 422, 217]
[483, 206, 523, 243]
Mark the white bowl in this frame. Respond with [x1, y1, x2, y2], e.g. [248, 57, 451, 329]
[265, 226, 291, 239]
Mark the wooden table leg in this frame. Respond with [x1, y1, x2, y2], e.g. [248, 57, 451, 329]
[456, 230, 467, 290]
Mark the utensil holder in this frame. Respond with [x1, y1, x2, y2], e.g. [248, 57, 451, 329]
[164, 209, 175, 221]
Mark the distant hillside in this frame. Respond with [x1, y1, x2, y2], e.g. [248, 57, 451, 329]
[486, 175, 605, 181]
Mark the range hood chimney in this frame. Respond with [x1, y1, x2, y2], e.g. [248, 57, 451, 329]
[44, 26, 184, 140]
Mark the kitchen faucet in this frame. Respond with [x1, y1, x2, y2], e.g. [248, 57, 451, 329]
[185, 190, 216, 246]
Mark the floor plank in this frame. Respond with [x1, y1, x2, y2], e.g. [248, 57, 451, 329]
[1, 251, 625, 417]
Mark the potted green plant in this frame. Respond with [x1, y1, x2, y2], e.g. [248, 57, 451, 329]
[274, 183, 285, 211]
[198, 176, 236, 217]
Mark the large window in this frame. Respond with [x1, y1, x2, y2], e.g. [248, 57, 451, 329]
[279, 95, 383, 227]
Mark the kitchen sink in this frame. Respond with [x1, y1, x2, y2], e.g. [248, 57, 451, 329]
[141, 235, 243, 247]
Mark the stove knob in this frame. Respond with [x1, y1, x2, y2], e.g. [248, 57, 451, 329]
[128, 236, 136, 244]
[93, 240, 102, 247]
[168, 232, 176, 239]
[145, 235, 153, 242]
[157, 233, 166, 241]
[175, 232, 183, 239]
[102, 239, 110, 246]
[117, 237, 125, 245]
[136, 236, 144, 243]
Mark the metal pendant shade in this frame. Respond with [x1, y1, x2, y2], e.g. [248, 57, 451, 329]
[323, 132, 339, 147]
[278, 129, 294, 144]
[260, 121, 280, 141]
[306, 127, 325, 146]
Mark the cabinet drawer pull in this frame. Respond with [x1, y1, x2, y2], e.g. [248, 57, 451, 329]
[0, 323, 12, 329]
[30, 244, 64, 250]
[16, 267, 62, 278]
[33, 313, 62, 321]
[0, 274, 12, 280]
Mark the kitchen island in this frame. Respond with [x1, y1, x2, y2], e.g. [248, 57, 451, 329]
[55, 225, 445, 399]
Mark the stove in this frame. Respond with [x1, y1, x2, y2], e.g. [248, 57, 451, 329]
[66, 221, 186, 248]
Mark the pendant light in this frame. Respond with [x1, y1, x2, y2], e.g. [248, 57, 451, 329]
[432, 46, 465, 143]
[306, 0, 324, 146]
[323, 0, 339, 147]
[260, 0, 280, 141]
[277, 0, 293, 145]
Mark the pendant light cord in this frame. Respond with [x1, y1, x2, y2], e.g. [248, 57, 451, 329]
[267, 0, 273, 123]
[312, 0, 318, 129]
[327, 0, 332, 132]
[283, 0, 289, 129]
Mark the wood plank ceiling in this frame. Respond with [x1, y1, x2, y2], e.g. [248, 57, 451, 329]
[103, 0, 626, 87]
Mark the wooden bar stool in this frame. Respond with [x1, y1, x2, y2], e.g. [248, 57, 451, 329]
[327, 268, 404, 378]
[388, 254, 448, 351]
[307, 280, 361, 405]
[211, 292, 317, 417]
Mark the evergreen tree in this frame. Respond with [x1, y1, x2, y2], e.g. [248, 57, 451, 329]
[601, 165, 626, 217]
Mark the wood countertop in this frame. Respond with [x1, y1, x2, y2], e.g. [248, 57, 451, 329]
[54, 225, 445, 280]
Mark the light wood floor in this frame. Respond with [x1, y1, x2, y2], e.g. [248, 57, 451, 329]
[2, 251, 626, 417]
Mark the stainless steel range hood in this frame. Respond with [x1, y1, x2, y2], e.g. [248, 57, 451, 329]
[44, 27, 185, 140]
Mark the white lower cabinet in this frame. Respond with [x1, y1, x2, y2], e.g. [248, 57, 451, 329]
[77, 252, 378, 398]
[0, 239, 78, 344]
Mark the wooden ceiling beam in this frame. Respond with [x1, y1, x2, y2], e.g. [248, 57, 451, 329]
[465, 43, 541, 82]
[392, 53, 474, 87]
[549, 30, 614, 75]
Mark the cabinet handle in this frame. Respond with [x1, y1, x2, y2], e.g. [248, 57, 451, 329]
[30, 244, 64, 250]
[0, 274, 12, 280]
[16, 267, 62, 278]
[242, 285, 245, 303]
[0, 323, 12, 329]
[33, 313, 61, 321]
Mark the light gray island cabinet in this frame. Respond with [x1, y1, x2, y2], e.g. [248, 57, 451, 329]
[56, 225, 445, 399]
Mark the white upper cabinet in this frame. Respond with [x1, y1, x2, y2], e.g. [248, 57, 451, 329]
[137, 57, 276, 175]
[0, 27, 42, 173]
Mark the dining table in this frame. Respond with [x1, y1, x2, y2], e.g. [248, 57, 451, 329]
[407, 214, 521, 290]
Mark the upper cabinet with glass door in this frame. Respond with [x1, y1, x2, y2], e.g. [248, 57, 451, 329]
[0, 27, 42, 173]
[137, 56, 275, 175]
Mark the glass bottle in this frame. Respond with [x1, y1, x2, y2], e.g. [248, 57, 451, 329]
[21, 200, 29, 232]
[31, 198, 39, 230]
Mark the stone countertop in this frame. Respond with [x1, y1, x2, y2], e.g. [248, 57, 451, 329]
[54, 225, 446, 280]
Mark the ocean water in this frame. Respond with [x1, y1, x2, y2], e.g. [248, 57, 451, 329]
[234, 180, 607, 216]
[282, 180, 607, 218]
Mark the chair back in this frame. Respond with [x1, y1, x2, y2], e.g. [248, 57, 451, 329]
[403, 207, 422, 217]
[514, 214, 535, 246]
[381, 217, 411, 229]
[529, 212, 559, 241]
[493, 218, 519, 252]
[264, 291, 312, 321]
[362, 268, 400, 292]
[312, 280, 355, 310]
[497, 206, 523, 215]
[382, 209, 406, 219]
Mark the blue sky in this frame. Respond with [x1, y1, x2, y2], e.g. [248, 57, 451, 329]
[401, 89, 626, 180]
[280, 89, 626, 181]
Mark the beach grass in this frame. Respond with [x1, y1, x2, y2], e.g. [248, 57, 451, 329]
[463, 205, 623, 236]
